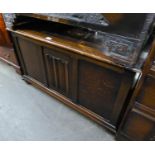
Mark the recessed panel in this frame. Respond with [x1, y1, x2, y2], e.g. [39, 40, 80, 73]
[78, 60, 122, 123]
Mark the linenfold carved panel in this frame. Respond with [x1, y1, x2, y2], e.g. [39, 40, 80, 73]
[44, 48, 71, 97]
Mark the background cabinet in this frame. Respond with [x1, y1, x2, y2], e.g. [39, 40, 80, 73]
[118, 71, 155, 140]
[120, 108, 155, 140]
[0, 14, 19, 72]
[117, 45, 155, 140]
[0, 13, 12, 46]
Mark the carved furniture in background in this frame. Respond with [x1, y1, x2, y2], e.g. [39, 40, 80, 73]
[117, 43, 155, 140]
[0, 14, 20, 72]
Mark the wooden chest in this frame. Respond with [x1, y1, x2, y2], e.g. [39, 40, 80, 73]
[7, 13, 155, 138]
[10, 30, 136, 132]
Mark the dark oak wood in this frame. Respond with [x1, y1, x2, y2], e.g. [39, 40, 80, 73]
[120, 108, 155, 140]
[0, 14, 20, 72]
[0, 46, 20, 73]
[77, 59, 134, 126]
[136, 74, 155, 111]
[10, 30, 136, 132]
[44, 47, 73, 99]
[8, 14, 155, 139]
[117, 40, 155, 140]
[17, 38, 47, 85]
[14, 13, 155, 67]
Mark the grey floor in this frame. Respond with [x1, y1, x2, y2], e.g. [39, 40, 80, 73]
[0, 61, 115, 140]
